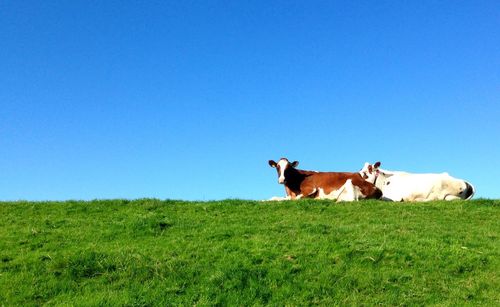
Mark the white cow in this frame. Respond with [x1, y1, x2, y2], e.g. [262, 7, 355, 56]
[359, 162, 475, 202]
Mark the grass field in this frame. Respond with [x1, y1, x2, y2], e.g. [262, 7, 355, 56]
[0, 199, 499, 306]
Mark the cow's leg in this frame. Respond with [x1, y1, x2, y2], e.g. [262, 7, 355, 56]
[285, 186, 293, 198]
[265, 186, 294, 201]
[295, 186, 317, 199]
[336, 180, 357, 202]
[267, 196, 290, 201]
[444, 194, 461, 201]
[332, 185, 347, 200]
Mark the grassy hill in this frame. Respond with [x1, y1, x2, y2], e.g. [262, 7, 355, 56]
[0, 199, 499, 305]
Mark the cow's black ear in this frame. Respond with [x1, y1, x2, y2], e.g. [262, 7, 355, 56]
[291, 161, 299, 168]
[269, 160, 277, 168]
[374, 161, 381, 168]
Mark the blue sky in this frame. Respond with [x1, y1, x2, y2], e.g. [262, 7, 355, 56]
[1, 1, 499, 201]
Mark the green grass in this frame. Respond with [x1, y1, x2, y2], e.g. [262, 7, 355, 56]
[0, 199, 499, 306]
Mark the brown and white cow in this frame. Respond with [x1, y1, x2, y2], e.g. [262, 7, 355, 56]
[268, 158, 382, 201]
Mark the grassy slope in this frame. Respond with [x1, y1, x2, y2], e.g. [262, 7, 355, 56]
[0, 199, 498, 306]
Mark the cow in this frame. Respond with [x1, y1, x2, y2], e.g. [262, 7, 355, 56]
[359, 161, 475, 202]
[268, 158, 382, 201]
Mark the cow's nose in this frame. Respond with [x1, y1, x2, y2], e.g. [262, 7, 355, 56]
[464, 182, 474, 199]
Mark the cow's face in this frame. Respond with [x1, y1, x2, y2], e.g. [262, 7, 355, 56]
[359, 161, 381, 183]
[268, 158, 299, 184]
[446, 179, 475, 200]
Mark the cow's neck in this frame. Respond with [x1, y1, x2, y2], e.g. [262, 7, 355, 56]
[284, 167, 309, 194]
[374, 173, 389, 190]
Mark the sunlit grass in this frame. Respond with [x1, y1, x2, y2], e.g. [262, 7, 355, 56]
[0, 199, 498, 305]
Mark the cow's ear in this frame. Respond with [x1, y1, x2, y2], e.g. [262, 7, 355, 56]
[290, 161, 299, 168]
[268, 160, 277, 168]
[374, 161, 381, 168]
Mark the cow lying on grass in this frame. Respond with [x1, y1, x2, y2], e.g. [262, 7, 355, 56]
[360, 161, 475, 202]
[268, 158, 382, 202]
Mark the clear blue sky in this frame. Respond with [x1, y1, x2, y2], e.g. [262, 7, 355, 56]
[1, 1, 499, 201]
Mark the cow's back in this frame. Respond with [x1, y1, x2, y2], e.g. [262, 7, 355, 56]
[305, 172, 354, 194]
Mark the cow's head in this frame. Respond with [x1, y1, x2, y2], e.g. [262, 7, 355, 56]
[359, 161, 382, 183]
[446, 179, 475, 200]
[268, 158, 299, 184]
